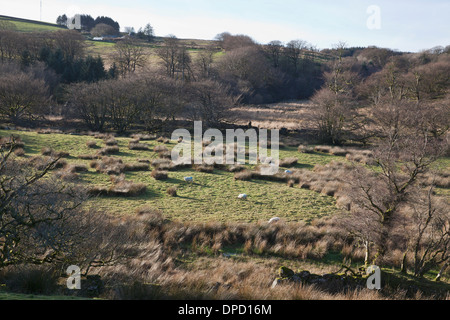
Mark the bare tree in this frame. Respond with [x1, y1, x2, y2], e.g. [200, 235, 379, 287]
[113, 37, 146, 75]
[402, 186, 449, 278]
[265, 40, 284, 68]
[0, 70, 50, 123]
[91, 23, 118, 37]
[185, 79, 241, 126]
[52, 30, 85, 62]
[0, 140, 86, 268]
[284, 39, 308, 73]
[67, 81, 108, 131]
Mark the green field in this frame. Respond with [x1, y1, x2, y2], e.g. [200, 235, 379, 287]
[0, 15, 65, 32]
[1, 129, 343, 223]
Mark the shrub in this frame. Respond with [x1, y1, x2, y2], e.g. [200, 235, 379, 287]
[1, 266, 59, 295]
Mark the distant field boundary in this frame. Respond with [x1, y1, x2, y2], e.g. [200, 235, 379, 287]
[0, 15, 67, 30]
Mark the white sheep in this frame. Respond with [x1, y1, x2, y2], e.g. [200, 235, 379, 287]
[268, 217, 281, 224]
[238, 194, 248, 200]
[184, 177, 194, 183]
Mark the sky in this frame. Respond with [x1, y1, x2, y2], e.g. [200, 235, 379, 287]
[1, 0, 449, 52]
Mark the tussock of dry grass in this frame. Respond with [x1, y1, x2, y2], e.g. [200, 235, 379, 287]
[0, 136, 25, 150]
[105, 138, 118, 146]
[41, 147, 70, 158]
[234, 170, 254, 181]
[194, 164, 214, 173]
[86, 140, 97, 148]
[91, 156, 124, 175]
[89, 174, 147, 197]
[279, 157, 299, 167]
[128, 142, 149, 151]
[298, 145, 315, 154]
[151, 169, 168, 180]
[167, 186, 178, 197]
[123, 162, 149, 172]
[131, 133, 156, 141]
[96, 146, 120, 156]
[154, 145, 169, 153]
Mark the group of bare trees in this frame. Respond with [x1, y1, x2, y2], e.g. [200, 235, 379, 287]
[325, 46, 450, 279]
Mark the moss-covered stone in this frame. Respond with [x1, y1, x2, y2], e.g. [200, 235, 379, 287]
[278, 266, 295, 279]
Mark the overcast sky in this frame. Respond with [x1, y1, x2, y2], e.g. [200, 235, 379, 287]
[1, 0, 449, 52]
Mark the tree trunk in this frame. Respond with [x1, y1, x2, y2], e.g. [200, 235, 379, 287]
[435, 262, 448, 282]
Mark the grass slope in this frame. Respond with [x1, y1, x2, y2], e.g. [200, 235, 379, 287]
[0, 15, 65, 32]
[1, 129, 340, 222]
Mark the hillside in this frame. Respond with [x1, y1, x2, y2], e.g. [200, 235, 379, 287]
[0, 15, 66, 32]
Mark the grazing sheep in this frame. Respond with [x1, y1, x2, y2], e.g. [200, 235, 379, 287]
[238, 194, 248, 200]
[184, 177, 194, 183]
[268, 217, 281, 224]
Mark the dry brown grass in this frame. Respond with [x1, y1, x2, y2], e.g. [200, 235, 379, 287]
[194, 164, 214, 173]
[154, 145, 169, 153]
[13, 148, 25, 157]
[91, 156, 124, 175]
[105, 138, 118, 146]
[279, 157, 299, 167]
[151, 169, 168, 180]
[86, 140, 97, 148]
[128, 142, 150, 151]
[77, 154, 97, 160]
[96, 146, 120, 156]
[89, 174, 147, 197]
[41, 147, 70, 158]
[234, 170, 254, 181]
[298, 145, 315, 154]
[167, 186, 178, 197]
[123, 162, 149, 172]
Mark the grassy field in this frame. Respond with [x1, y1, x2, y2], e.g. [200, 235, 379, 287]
[0, 15, 65, 32]
[1, 129, 343, 223]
